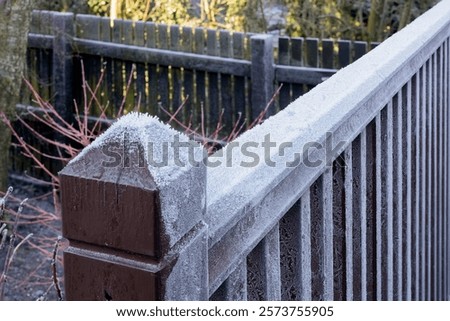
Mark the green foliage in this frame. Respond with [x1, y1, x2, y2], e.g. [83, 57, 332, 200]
[285, 0, 438, 41]
[36, 0, 439, 40]
[85, 0, 266, 31]
[33, 0, 89, 14]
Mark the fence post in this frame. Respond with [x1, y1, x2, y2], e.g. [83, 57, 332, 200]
[251, 34, 275, 120]
[59, 113, 208, 300]
[52, 12, 74, 122]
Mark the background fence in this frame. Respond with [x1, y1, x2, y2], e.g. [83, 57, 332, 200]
[60, 0, 450, 301]
[10, 10, 378, 180]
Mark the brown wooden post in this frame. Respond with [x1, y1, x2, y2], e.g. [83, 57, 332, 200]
[60, 113, 208, 300]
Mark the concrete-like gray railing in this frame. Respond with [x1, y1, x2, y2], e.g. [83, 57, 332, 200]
[60, 0, 450, 300]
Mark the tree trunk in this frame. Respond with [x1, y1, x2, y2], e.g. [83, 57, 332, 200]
[0, 0, 33, 191]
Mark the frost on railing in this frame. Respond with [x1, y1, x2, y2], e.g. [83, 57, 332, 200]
[60, 0, 450, 301]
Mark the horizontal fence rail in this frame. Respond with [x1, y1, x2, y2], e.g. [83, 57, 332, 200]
[59, 0, 450, 301]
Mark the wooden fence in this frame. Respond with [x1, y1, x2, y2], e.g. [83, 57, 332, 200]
[60, 0, 450, 301]
[11, 11, 378, 179]
[23, 11, 377, 126]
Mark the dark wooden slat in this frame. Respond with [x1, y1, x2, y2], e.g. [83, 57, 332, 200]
[290, 37, 304, 101]
[146, 22, 157, 48]
[219, 30, 232, 130]
[278, 37, 290, 65]
[250, 35, 275, 120]
[146, 22, 158, 115]
[112, 20, 124, 115]
[305, 38, 319, 67]
[193, 28, 206, 128]
[157, 24, 169, 113]
[170, 25, 182, 114]
[291, 37, 303, 67]
[354, 41, 368, 62]
[82, 16, 102, 116]
[30, 11, 40, 33]
[76, 14, 100, 40]
[277, 37, 291, 110]
[321, 39, 334, 69]
[219, 30, 231, 58]
[39, 11, 53, 35]
[305, 38, 319, 94]
[232, 32, 245, 60]
[37, 45, 51, 102]
[121, 20, 134, 46]
[207, 29, 219, 132]
[133, 21, 145, 46]
[122, 20, 136, 111]
[232, 33, 246, 126]
[182, 27, 194, 123]
[52, 13, 74, 123]
[134, 22, 146, 112]
[99, 17, 113, 115]
[338, 40, 351, 68]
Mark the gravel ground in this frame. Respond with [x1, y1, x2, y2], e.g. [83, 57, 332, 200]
[0, 178, 65, 301]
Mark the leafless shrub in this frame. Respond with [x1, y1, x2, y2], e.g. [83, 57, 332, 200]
[0, 187, 33, 300]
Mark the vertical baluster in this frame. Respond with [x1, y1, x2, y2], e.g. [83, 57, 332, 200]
[432, 53, 438, 301]
[298, 192, 312, 301]
[323, 169, 334, 301]
[380, 102, 394, 300]
[352, 131, 367, 300]
[437, 45, 444, 301]
[404, 80, 413, 301]
[426, 58, 433, 300]
[393, 90, 403, 301]
[344, 147, 354, 300]
[420, 64, 429, 301]
[366, 119, 377, 300]
[210, 261, 248, 301]
[444, 39, 449, 300]
[310, 170, 334, 300]
[332, 151, 347, 301]
[376, 111, 383, 301]
[247, 224, 281, 300]
[280, 192, 311, 300]
[412, 70, 421, 301]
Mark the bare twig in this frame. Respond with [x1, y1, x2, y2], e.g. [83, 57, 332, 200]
[0, 198, 31, 300]
[51, 236, 63, 301]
